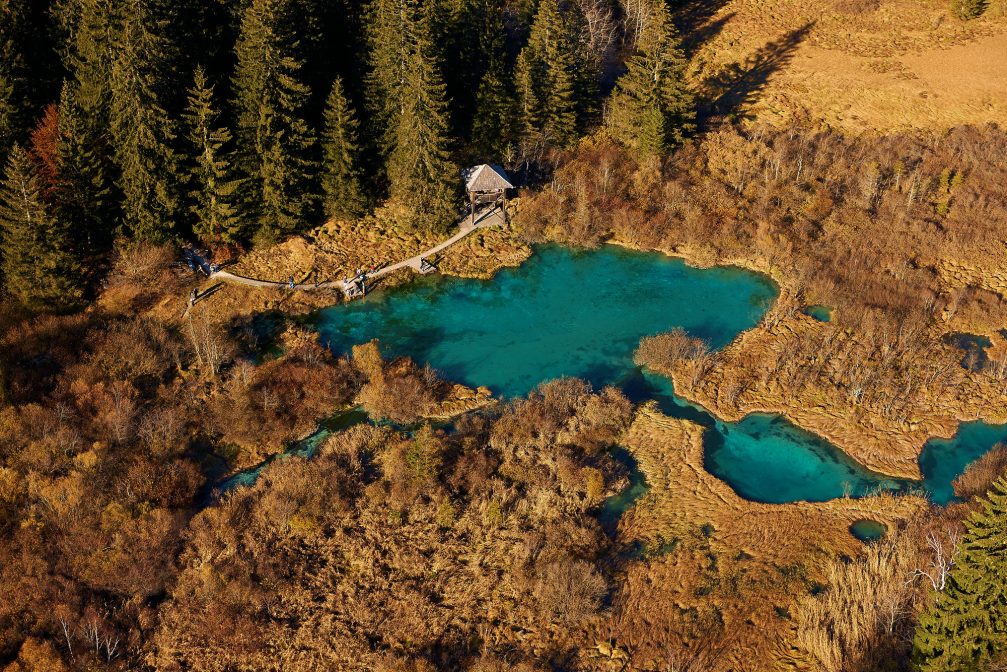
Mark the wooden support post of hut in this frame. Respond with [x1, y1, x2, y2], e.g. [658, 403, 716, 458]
[462, 164, 514, 226]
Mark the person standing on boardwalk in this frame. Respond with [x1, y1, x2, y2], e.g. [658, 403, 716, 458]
[289, 275, 295, 289]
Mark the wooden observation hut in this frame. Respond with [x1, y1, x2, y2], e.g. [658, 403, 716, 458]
[463, 164, 513, 225]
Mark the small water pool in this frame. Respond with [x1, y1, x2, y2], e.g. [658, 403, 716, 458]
[805, 305, 832, 322]
[623, 370, 906, 503]
[946, 332, 992, 371]
[599, 446, 648, 532]
[919, 420, 1007, 505]
[850, 519, 887, 542]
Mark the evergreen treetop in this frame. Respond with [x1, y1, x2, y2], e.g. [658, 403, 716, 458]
[607, 0, 694, 155]
[233, 0, 318, 244]
[184, 66, 243, 243]
[387, 9, 458, 231]
[0, 145, 84, 311]
[322, 76, 368, 221]
[913, 477, 1007, 671]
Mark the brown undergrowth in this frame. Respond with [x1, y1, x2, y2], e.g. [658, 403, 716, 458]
[591, 405, 927, 671]
[516, 127, 1007, 479]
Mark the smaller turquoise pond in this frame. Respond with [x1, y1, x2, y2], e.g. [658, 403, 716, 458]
[622, 370, 906, 503]
[919, 420, 1007, 505]
[850, 519, 887, 542]
[805, 305, 832, 322]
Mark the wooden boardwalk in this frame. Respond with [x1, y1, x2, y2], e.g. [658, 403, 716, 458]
[187, 206, 506, 298]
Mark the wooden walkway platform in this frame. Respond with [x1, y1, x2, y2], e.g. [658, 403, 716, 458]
[186, 206, 506, 299]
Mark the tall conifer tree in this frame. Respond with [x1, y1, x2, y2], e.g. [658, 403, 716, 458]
[184, 67, 243, 243]
[364, 0, 416, 154]
[61, 0, 125, 124]
[109, 0, 180, 242]
[0, 146, 84, 311]
[387, 10, 457, 231]
[233, 0, 317, 243]
[515, 0, 594, 149]
[55, 82, 115, 253]
[607, 0, 694, 155]
[1, 0, 59, 158]
[471, 59, 517, 160]
[321, 77, 367, 221]
[913, 477, 1007, 671]
[0, 75, 16, 162]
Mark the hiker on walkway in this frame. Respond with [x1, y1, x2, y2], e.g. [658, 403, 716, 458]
[289, 275, 295, 289]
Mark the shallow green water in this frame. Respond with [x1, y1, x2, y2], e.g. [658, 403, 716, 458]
[317, 245, 777, 397]
[919, 420, 1007, 504]
[214, 409, 370, 496]
[850, 519, 887, 542]
[805, 305, 832, 322]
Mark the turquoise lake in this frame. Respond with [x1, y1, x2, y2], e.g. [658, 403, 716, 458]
[318, 245, 777, 396]
[311, 245, 1007, 507]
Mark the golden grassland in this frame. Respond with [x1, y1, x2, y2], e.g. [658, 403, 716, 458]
[591, 405, 928, 671]
[687, 0, 1007, 132]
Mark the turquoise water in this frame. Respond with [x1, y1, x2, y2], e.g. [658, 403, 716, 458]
[307, 245, 1006, 509]
[805, 305, 832, 322]
[214, 408, 369, 496]
[850, 519, 887, 542]
[316, 245, 777, 398]
[919, 420, 1007, 504]
[622, 370, 907, 503]
[599, 447, 648, 532]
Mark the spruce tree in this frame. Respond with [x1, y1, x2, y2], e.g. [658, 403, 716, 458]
[55, 82, 115, 254]
[426, 0, 505, 140]
[233, 0, 318, 244]
[109, 0, 181, 242]
[950, 0, 986, 19]
[471, 59, 517, 160]
[0, 75, 16, 162]
[387, 11, 458, 232]
[61, 0, 125, 124]
[364, 0, 417, 153]
[0, 1, 30, 160]
[514, 0, 593, 149]
[321, 77, 368, 221]
[0, 146, 84, 311]
[607, 0, 695, 155]
[183, 67, 243, 243]
[913, 477, 1007, 671]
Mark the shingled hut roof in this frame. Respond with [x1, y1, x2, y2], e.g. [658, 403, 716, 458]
[463, 164, 513, 193]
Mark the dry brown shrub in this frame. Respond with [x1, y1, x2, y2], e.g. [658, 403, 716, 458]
[793, 527, 922, 671]
[953, 444, 1007, 501]
[358, 371, 436, 424]
[833, 0, 880, 14]
[85, 318, 180, 391]
[635, 329, 710, 371]
[533, 559, 607, 626]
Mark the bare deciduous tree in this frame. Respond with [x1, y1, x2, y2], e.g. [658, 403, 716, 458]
[910, 527, 961, 592]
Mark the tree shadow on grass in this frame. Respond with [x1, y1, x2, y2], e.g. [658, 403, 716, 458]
[674, 0, 737, 57]
[698, 21, 816, 126]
